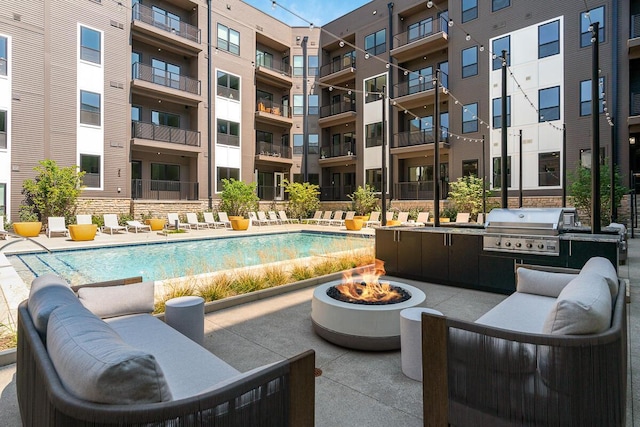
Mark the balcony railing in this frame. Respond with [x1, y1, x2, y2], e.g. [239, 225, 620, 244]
[320, 141, 356, 158]
[217, 85, 239, 100]
[632, 92, 640, 116]
[132, 62, 200, 95]
[393, 15, 447, 47]
[632, 14, 640, 39]
[257, 141, 292, 158]
[255, 56, 292, 76]
[395, 181, 434, 200]
[217, 134, 239, 147]
[132, 3, 200, 43]
[319, 53, 356, 78]
[82, 173, 100, 188]
[132, 121, 201, 147]
[132, 179, 199, 200]
[320, 101, 356, 118]
[394, 127, 449, 148]
[394, 71, 448, 97]
[0, 58, 6, 76]
[257, 186, 288, 201]
[319, 185, 356, 201]
[256, 100, 291, 118]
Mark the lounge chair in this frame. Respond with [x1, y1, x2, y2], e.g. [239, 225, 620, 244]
[365, 211, 381, 227]
[0, 216, 7, 239]
[249, 212, 266, 226]
[278, 210, 298, 224]
[402, 211, 429, 226]
[217, 212, 232, 228]
[203, 212, 225, 228]
[186, 213, 208, 230]
[452, 212, 471, 224]
[47, 217, 69, 238]
[102, 214, 126, 234]
[476, 213, 485, 225]
[305, 210, 323, 224]
[126, 220, 151, 233]
[167, 213, 190, 230]
[268, 211, 282, 225]
[317, 211, 334, 226]
[258, 211, 278, 225]
[76, 214, 92, 225]
[396, 212, 410, 224]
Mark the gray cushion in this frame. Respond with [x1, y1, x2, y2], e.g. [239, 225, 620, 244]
[47, 303, 172, 404]
[516, 267, 578, 298]
[78, 281, 155, 318]
[476, 292, 557, 334]
[542, 271, 612, 335]
[581, 256, 619, 299]
[28, 274, 79, 336]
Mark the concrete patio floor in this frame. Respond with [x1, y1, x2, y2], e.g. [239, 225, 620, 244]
[0, 223, 637, 426]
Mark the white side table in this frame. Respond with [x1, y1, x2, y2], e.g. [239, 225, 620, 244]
[400, 307, 443, 381]
[165, 296, 205, 345]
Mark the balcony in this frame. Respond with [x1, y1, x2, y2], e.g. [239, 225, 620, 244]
[629, 92, 640, 132]
[391, 127, 450, 156]
[131, 3, 201, 55]
[630, 14, 640, 59]
[391, 72, 448, 109]
[318, 54, 356, 85]
[255, 141, 293, 165]
[318, 101, 357, 127]
[394, 181, 435, 200]
[391, 19, 448, 63]
[131, 62, 201, 105]
[319, 143, 356, 167]
[255, 57, 293, 88]
[131, 121, 201, 151]
[132, 179, 199, 201]
[319, 185, 356, 201]
[255, 100, 293, 126]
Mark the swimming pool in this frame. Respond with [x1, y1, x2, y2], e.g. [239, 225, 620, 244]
[9, 231, 373, 284]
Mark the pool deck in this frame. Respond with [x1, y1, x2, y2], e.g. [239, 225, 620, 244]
[0, 223, 637, 426]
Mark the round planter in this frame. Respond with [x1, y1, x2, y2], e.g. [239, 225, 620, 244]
[345, 218, 364, 231]
[13, 222, 42, 237]
[353, 215, 370, 222]
[386, 220, 401, 227]
[230, 218, 250, 230]
[68, 224, 97, 241]
[145, 218, 166, 231]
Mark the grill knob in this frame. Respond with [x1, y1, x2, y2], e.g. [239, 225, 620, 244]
[526, 243, 533, 248]
[515, 242, 522, 248]
[538, 243, 545, 249]
[495, 241, 501, 246]
[505, 242, 511, 247]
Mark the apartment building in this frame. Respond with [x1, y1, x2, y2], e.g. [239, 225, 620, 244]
[0, 0, 636, 220]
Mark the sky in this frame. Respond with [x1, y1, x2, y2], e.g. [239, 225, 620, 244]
[242, 0, 372, 27]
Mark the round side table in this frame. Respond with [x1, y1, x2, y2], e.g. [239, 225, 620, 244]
[165, 296, 205, 345]
[400, 307, 443, 381]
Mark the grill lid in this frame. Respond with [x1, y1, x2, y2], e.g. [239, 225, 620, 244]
[485, 208, 565, 235]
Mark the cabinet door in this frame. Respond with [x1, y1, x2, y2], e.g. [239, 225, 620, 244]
[375, 229, 398, 274]
[448, 234, 479, 287]
[565, 240, 618, 269]
[421, 232, 449, 282]
[397, 230, 423, 279]
[478, 255, 516, 294]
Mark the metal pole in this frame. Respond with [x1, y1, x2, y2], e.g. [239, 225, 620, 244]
[591, 22, 601, 233]
[501, 50, 508, 209]
[562, 124, 567, 207]
[519, 129, 523, 208]
[302, 36, 309, 182]
[610, 119, 616, 222]
[381, 86, 387, 226]
[207, 0, 212, 210]
[482, 135, 486, 215]
[433, 70, 440, 226]
[387, 2, 394, 199]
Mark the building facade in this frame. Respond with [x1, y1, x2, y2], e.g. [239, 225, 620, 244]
[0, 0, 635, 220]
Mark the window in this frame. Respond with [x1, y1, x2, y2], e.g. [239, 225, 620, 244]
[309, 134, 319, 154]
[462, 103, 478, 133]
[256, 130, 273, 144]
[366, 122, 383, 147]
[366, 169, 382, 192]
[256, 49, 273, 68]
[492, 0, 510, 12]
[80, 154, 101, 188]
[364, 29, 386, 56]
[492, 96, 511, 128]
[580, 77, 605, 116]
[438, 61, 449, 88]
[131, 106, 141, 122]
[217, 71, 240, 99]
[581, 6, 605, 48]
[217, 24, 239, 55]
[408, 18, 433, 42]
[539, 152, 560, 186]
[580, 147, 605, 167]
[461, 46, 478, 78]
[0, 36, 7, 76]
[365, 75, 386, 103]
[151, 59, 180, 89]
[462, 160, 478, 176]
[492, 156, 511, 188]
[308, 55, 318, 76]
[217, 119, 239, 146]
[408, 165, 432, 182]
[0, 183, 5, 215]
[409, 66, 433, 95]
[461, 0, 478, 23]
[492, 36, 510, 70]
[80, 26, 101, 64]
[293, 134, 303, 154]
[216, 167, 239, 193]
[152, 111, 180, 127]
[539, 86, 560, 122]
[440, 111, 449, 140]
[293, 55, 303, 76]
[539, 20, 560, 58]
[308, 94, 318, 115]
[152, 6, 180, 32]
[293, 173, 319, 184]
[0, 110, 5, 149]
[80, 90, 101, 126]
[293, 94, 304, 115]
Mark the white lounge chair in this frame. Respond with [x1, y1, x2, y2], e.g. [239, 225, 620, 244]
[217, 212, 232, 228]
[452, 212, 471, 224]
[258, 211, 278, 225]
[268, 211, 282, 225]
[476, 213, 485, 225]
[47, 217, 69, 238]
[402, 211, 430, 226]
[317, 211, 334, 226]
[0, 216, 7, 239]
[126, 220, 151, 233]
[396, 212, 410, 224]
[186, 213, 208, 230]
[365, 211, 381, 227]
[167, 213, 190, 230]
[305, 210, 323, 224]
[102, 214, 126, 234]
[203, 212, 225, 228]
[278, 210, 298, 224]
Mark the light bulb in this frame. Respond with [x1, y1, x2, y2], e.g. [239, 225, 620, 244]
[329, 86, 333, 91]
[348, 90, 352, 95]
[365, 53, 370, 59]
[479, 45, 484, 51]
[427, 1, 433, 8]
[465, 34, 471, 41]
[310, 23, 314, 30]
[386, 63, 390, 68]
[448, 19, 454, 27]
[339, 41, 345, 47]
[403, 70, 408, 76]
[271, 1, 276, 10]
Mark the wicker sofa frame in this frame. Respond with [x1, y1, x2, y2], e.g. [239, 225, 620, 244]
[17, 278, 315, 426]
[421, 274, 627, 427]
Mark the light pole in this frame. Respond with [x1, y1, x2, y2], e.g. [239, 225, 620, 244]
[302, 36, 309, 182]
[591, 22, 600, 233]
[433, 69, 440, 226]
[501, 49, 508, 208]
[207, 0, 212, 210]
[381, 86, 387, 226]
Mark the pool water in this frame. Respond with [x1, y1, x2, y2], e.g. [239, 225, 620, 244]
[10, 232, 373, 283]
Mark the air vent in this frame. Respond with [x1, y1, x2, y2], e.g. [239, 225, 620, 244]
[525, 12, 532, 19]
[13, 13, 21, 21]
[525, 76, 531, 81]
[12, 93, 20, 101]
[523, 138, 533, 144]
[256, 25, 263, 31]
[110, 20, 124, 29]
[310, 42, 316, 46]
[492, 21, 506, 30]
[110, 81, 124, 89]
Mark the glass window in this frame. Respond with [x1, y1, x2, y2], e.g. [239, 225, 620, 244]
[492, 36, 510, 70]
[217, 23, 240, 55]
[492, 0, 510, 12]
[308, 55, 318, 76]
[409, 66, 433, 95]
[462, 160, 478, 177]
[80, 26, 101, 64]
[539, 86, 560, 122]
[293, 55, 303, 76]
[0, 36, 8, 76]
[580, 77, 605, 116]
[256, 49, 273, 68]
[151, 59, 180, 89]
[440, 111, 449, 141]
[152, 5, 180, 32]
[293, 94, 304, 115]
[217, 119, 240, 146]
[539, 152, 560, 186]
[462, 102, 478, 133]
[366, 169, 382, 192]
[216, 71, 240, 99]
[366, 122, 383, 147]
[216, 167, 239, 193]
[308, 94, 319, 115]
[461, 46, 478, 78]
[131, 106, 141, 122]
[492, 156, 511, 188]
[80, 154, 101, 188]
[365, 75, 386, 103]
[256, 130, 273, 144]
[408, 18, 433, 42]
[0, 183, 5, 215]
[408, 165, 432, 182]
[539, 20, 560, 58]
[462, 0, 477, 23]
[309, 134, 319, 154]
[581, 6, 605, 47]
[438, 61, 449, 88]
[80, 90, 101, 126]
[492, 96, 511, 128]
[152, 110, 180, 127]
[0, 110, 6, 149]
[293, 134, 303, 154]
[364, 29, 386, 55]
[579, 147, 606, 167]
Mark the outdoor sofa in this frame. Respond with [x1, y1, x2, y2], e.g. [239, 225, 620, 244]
[17, 274, 315, 426]
[421, 256, 627, 426]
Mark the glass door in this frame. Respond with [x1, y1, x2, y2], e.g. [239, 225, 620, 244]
[274, 172, 285, 200]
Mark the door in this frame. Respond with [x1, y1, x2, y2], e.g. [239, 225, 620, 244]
[332, 173, 341, 200]
[274, 172, 285, 200]
[131, 161, 142, 199]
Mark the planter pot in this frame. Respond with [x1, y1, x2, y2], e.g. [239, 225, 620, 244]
[386, 220, 401, 227]
[13, 222, 42, 237]
[145, 218, 166, 231]
[68, 224, 97, 241]
[345, 218, 364, 231]
[228, 216, 243, 220]
[230, 218, 250, 230]
[353, 215, 370, 222]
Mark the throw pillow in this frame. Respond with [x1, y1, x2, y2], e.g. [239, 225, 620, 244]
[78, 281, 155, 318]
[516, 267, 578, 298]
[581, 256, 619, 299]
[27, 274, 79, 337]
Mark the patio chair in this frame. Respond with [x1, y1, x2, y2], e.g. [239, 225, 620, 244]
[452, 212, 471, 224]
[402, 211, 429, 226]
[47, 217, 69, 238]
[102, 214, 126, 234]
[305, 210, 323, 224]
[249, 212, 267, 226]
[386, 212, 395, 221]
[476, 213, 485, 225]
[76, 214, 92, 225]
[203, 212, 225, 228]
[167, 213, 191, 230]
[217, 212, 232, 228]
[186, 213, 209, 230]
[317, 211, 334, 226]
[258, 211, 278, 225]
[268, 211, 282, 225]
[126, 220, 151, 233]
[365, 211, 381, 227]
[0, 216, 7, 239]
[396, 212, 410, 224]
[278, 210, 299, 224]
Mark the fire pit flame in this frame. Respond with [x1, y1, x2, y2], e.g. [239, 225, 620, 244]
[330, 259, 409, 305]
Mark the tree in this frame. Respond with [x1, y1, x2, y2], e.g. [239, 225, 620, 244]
[447, 174, 492, 219]
[348, 185, 379, 216]
[283, 180, 320, 220]
[20, 160, 85, 223]
[218, 178, 259, 218]
[568, 161, 628, 226]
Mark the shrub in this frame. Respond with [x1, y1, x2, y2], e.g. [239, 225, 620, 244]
[447, 174, 492, 219]
[283, 180, 320, 220]
[348, 185, 379, 216]
[219, 178, 259, 218]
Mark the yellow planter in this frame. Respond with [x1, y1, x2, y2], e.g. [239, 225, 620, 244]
[353, 215, 370, 222]
[68, 224, 97, 241]
[345, 218, 364, 231]
[145, 218, 166, 231]
[13, 222, 42, 237]
[230, 218, 250, 230]
[386, 220, 401, 227]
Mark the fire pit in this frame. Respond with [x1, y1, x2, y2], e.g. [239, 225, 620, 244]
[311, 263, 426, 351]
